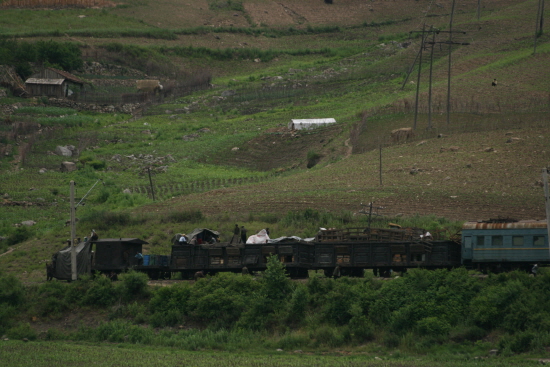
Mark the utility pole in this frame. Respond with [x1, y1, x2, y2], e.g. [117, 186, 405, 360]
[379, 144, 382, 186]
[70, 181, 77, 281]
[70, 179, 103, 281]
[534, 0, 545, 54]
[401, 43, 423, 90]
[414, 24, 427, 130]
[428, 25, 436, 130]
[148, 167, 156, 201]
[447, 0, 456, 125]
[542, 168, 550, 260]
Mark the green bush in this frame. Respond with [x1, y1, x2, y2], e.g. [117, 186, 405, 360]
[416, 316, 451, 337]
[7, 322, 37, 341]
[35, 281, 69, 316]
[382, 332, 400, 349]
[449, 324, 486, 342]
[82, 275, 117, 307]
[261, 255, 292, 304]
[148, 284, 191, 327]
[311, 325, 349, 347]
[0, 306, 17, 333]
[285, 284, 308, 325]
[118, 271, 149, 301]
[6, 226, 33, 246]
[0, 274, 25, 306]
[349, 314, 375, 342]
[79, 154, 106, 170]
[470, 279, 525, 329]
[499, 331, 537, 354]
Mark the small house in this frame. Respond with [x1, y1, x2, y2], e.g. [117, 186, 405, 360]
[25, 67, 85, 98]
[288, 118, 336, 130]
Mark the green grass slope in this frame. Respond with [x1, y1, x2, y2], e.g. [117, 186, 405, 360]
[0, 0, 549, 279]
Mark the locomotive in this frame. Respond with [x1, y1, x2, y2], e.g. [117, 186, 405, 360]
[47, 220, 549, 281]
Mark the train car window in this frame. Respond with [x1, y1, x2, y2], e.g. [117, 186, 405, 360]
[319, 253, 332, 264]
[228, 257, 241, 266]
[210, 256, 224, 265]
[534, 236, 545, 246]
[413, 254, 426, 262]
[279, 255, 294, 263]
[392, 254, 406, 262]
[476, 236, 485, 246]
[336, 255, 350, 264]
[512, 236, 524, 246]
[491, 236, 503, 246]
[244, 255, 258, 265]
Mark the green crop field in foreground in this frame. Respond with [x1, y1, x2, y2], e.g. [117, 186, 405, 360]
[0, 341, 541, 367]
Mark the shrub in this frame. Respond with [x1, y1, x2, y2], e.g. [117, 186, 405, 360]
[0, 306, 17, 333]
[82, 275, 117, 307]
[6, 226, 33, 246]
[416, 316, 451, 337]
[118, 271, 149, 301]
[498, 331, 537, 354]
[7, 322, 37, 341]
[382, 332, 400, 348]
[449, 324, 486, 342]
[311, 325, 348, 347]
[262, 255, 292, 304]
[349, 314, 375, 342]
[35, 281, 69, 316]
[0, 274, 25, 306]
[306, 150, 321, 168]
[285, 284, 308, 325]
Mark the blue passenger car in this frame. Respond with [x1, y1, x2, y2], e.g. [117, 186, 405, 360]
[461, 220, 550, 272]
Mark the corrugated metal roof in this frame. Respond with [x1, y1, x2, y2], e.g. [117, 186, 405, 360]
[47, 67, 85, 84]
[25, 78, 64, 85]
[291, 118, 336, 124]
[93, 238, 149, 244]
[289, 118, 336, 130]
[463, 220, 547, 230]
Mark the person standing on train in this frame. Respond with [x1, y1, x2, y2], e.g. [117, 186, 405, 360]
[230, 224, 239, 244]
[90, 229, 98, 241]
[240, 226, 248, 244]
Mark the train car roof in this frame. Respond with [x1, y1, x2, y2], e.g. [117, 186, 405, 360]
[463, 220, 547, 230]
[92, 238, 149, 245]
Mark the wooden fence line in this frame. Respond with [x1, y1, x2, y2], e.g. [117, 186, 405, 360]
[130, 175, 272, 200]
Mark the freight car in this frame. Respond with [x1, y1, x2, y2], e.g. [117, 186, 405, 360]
[47, 220, 550, 281]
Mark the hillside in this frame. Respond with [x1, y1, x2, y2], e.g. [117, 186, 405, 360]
[0, 0, 549, 279]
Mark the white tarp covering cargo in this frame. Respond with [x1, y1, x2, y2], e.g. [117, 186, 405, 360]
[267, 236, 315, 243]
[246, 229, 270, 244]
[288, 118, 336, 130]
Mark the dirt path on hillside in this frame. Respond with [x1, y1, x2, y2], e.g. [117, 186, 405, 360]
[0, 247, 15, 257]
[344, 138, 353, 158]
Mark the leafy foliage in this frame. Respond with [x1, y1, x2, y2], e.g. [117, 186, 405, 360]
[0, 38, 82, 78]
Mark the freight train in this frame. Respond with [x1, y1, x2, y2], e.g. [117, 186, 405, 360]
[47, 220, 550, 281]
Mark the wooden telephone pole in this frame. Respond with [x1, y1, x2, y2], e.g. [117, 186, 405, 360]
[405, 22, 468, 130]
[70, 179, 103, 281]
[70, 181, 77, 281]
[542, 168, 550, 260]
